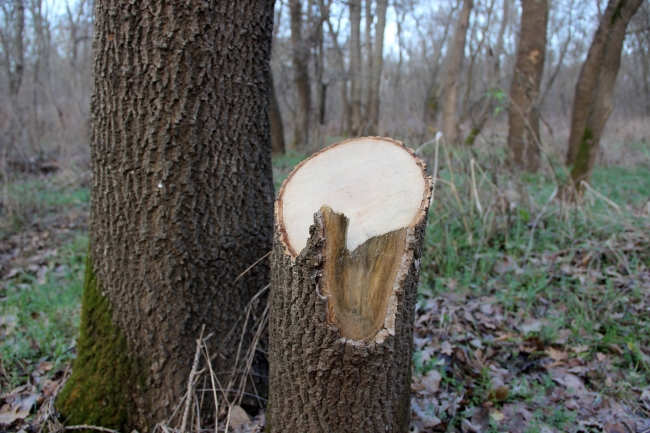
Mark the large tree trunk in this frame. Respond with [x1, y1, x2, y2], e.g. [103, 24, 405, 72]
[507, 0, 548, 171]
[270, 72, 286, 156]
[349, 0, 363, 135]
[442, 0, 473, 145]
[268, 137, 432, 432]
[367, 0, 387, 135]
[566, 0, 643, 191]
[55, 1, 276, 431]
[290, 0, 312, 148]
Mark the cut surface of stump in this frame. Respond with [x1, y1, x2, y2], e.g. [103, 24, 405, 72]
[269, 137, 432, 432]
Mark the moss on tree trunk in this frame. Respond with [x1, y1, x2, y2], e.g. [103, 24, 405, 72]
[55, 255, 147, 431]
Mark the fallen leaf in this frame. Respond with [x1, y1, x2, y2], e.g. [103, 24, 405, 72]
[35, 361, 53, 375]
[461, 418, 483, 432]
[489, 409, 504, 422]
[0, 393, 38, 426]
[421, 370, 442, 395]
[519, 319, 542, 335]
[640, 388, 650, 411]
[440, 341, 454, 356]
[227, 405, 250, 427]
[604, 423, 627, 433]
[488, 386, 509, 402]
[545, 347, 568, 363]
[570, 345, 589, 354]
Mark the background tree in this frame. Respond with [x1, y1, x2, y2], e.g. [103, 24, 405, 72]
[0, 0, 25, 148]
[290, 0, 312, 148]
[507, 0, 548, 171]
[367, 0, 388, 135]
[566, 0, 644, 191]
[55, 1, 276, 430]
[465, 0, 509, 146]
[349, 0, 363, 135]
[442, 0, 473, 144]
[270, 72, 286, 155]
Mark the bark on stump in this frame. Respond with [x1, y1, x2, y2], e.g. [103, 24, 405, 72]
[268, 137, 433, 432]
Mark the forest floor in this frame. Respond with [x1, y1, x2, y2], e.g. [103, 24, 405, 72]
[1, 140, 650, 432]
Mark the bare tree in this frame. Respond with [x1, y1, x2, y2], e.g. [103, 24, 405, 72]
[270, 72, 286, 155]
[367, 0, 387, 135]
[507, 0, 548, 172]
[0, 0, 25, 99]
[442, 0, 473, 144]
[290, 0, 312, 148]
[566, 0, 644, 192]
[465, 0, 509, 145]
[326, 13, 352, 135]
[350, 0, 363, 135]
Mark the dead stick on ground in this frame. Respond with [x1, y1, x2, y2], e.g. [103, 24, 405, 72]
[66, 426, 120, 433]
[181, 325, 205, 433]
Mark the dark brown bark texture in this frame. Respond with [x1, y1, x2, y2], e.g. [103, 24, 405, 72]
[507, 0, 548, 172]
[69, 0, 275, 428]
[268, 185, 432, 431]
[566, 0, 643, 189]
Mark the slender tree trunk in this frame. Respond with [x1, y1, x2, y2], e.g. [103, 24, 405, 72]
[325, 17, 352, 135]
[507, 0, 548, 172]
[290, 0, 312, 148]
[567, 0, 643, 191]
[55, 1, 276, 430]
[315, 0, 328, 127]
[635, 33, 650, 116]
[442, 0, 473, 145]
[268, 137, 432, 432]
[367, 0, 387, 135]
[270, 72, 286, 156]
[423, 5, 455, 127]
[8, 0, 25, 99]
[363, 0, 374, 129]
[350, 0, 363, 135]
[465, 0, 509, 146]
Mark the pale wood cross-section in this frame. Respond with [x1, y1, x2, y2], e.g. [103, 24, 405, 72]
[277, 136, 428, 255]
[269, 137, 432, 432]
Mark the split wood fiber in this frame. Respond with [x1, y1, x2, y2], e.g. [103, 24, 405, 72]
[268, 137, 433, 432]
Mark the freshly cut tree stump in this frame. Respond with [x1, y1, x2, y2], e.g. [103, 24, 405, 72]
[269, 137, 433, 432]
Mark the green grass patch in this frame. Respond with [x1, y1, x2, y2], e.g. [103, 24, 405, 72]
[1, 235, 88, 388]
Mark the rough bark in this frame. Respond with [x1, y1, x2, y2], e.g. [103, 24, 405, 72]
[350, 0, 363, 135]
[56, 1, 276, 431]
[567, 0, 643, 191]
[442, 0, 473, 144]
[268, 138, 432, 432]
[270, 72, 286, 156]
[507, 0, 549, 171]
[367, 0, 387, 135]
[290, 0, 312, 148]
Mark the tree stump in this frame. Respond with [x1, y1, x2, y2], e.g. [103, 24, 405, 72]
[268, 137, 432, 432]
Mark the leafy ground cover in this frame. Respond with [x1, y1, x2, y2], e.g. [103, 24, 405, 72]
[1, 139, 649, 432]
